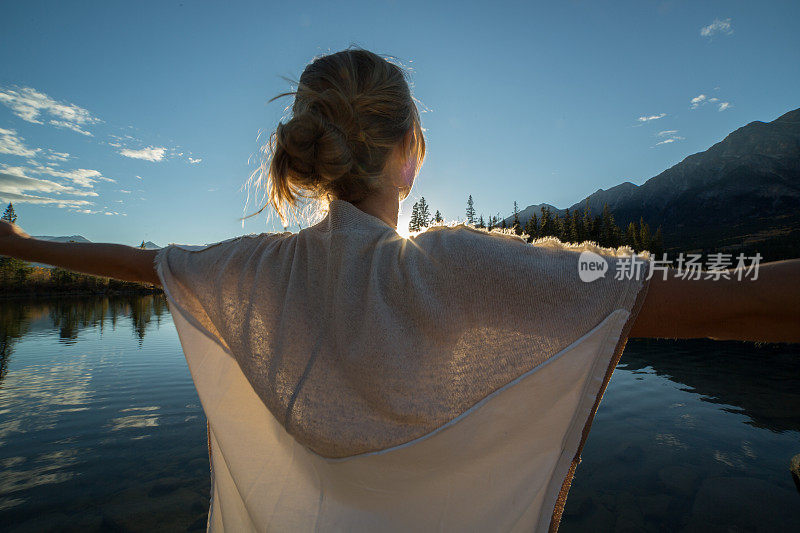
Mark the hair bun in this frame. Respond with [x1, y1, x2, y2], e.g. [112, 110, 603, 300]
[276, 112, 353, 185]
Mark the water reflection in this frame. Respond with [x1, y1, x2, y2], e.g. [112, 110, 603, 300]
[1, 298, 799, 531]
[621, 338, 800, 433]
[0, 295, 209, 531]
[0, 303, 31, 388]
[561, 339, 800, 532]
[0, 295, 169, 387]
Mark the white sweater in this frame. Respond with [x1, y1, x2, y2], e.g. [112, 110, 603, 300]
[155, 198, 651, 532]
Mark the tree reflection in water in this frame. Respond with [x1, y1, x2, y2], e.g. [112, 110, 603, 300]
[0, 295, 170, 387]
[621, 338, 800, 434]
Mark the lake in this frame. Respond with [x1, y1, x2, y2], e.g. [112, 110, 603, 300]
[1, 296, 798, 532]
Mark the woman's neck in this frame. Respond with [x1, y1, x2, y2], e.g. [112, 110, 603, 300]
[351, 187, 400, 229]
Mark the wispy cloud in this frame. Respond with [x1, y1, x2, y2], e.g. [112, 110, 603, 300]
[119, 189, 131, 194]
[638, 113, 666, 123]
[0, 128, 113, 205]
[26, 165, 116, 188]
[653, 130, 684, 147]
[690, 93, 732, 112]
[655, 136, 685, 146]
[0, 127, 39, 158]
[46, 150, 70, 162]
[690, 94, 707, 109]
[49, 120, 93, 136]
[0, 86, 100, 136]
[168, 147, 203, 165]
[0, 168, 97, 207]
[701, 18, 733, 38]
[111, 134, 200, 165]
[119, 146, 166, 162]
[72, 208, 127, 216]
[0, 128, 74, 167]
[0, 190, 94, 207]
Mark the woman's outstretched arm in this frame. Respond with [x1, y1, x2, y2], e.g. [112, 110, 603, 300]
[0, 220, 161, 286]
[630, 259, 800, 343]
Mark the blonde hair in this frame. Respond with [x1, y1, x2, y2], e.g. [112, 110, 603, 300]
[245, 46, 426, 227]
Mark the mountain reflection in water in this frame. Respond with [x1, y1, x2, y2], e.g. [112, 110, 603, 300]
[0, 296, 798, 531]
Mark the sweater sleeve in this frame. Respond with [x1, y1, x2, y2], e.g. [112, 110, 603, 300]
[153, 234, 279, 354]
[414, 225, 653, 357]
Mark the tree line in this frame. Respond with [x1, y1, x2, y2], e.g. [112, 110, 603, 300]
[408, 197, 443, 232]
[408, 195, 664, 256]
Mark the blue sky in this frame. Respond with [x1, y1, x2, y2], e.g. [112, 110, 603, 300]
[1, 0, 798, 246]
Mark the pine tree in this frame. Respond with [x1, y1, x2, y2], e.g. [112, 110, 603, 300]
[539, 206, 553, 237]
[477, 214, 485, 228]
[417, 197, 431, 228]
[569, 209, 581, 243]
[557, 212, 566, 239]
[652, 226, 664, 256]
[581, 200, 593, 243]
[554, 213, 565, 241]
[638, 217, 651, 252]
[524, 213, 538, 242]
[466, 195, 476, 225]
[591, 214, 602, 243]
[600, 204, 620, 247]
[409, 200, 420, 233]
[2, 203, 17, 224]
[625, 222, 639, 251]
[434, 210, 443, 223]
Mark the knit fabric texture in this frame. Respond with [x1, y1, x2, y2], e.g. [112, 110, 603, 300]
[155, 198, 651, 458]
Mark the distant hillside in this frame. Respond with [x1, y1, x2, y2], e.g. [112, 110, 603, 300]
[512, 203, 562, 225]
[33, 235, 161, 249]
[26, 236, 161, 268]
[508, 108, 800, 257]
[33, 235, 92, 244]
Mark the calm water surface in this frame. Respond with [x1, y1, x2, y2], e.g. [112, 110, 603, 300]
[1, 296, 798, 532]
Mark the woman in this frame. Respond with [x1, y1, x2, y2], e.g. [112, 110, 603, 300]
[1, 48, 798, 532]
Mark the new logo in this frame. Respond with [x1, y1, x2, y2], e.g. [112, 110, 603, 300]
[578, 251, 608, 282]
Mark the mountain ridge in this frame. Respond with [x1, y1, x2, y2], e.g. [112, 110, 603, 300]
[507, 107, 800, 256]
